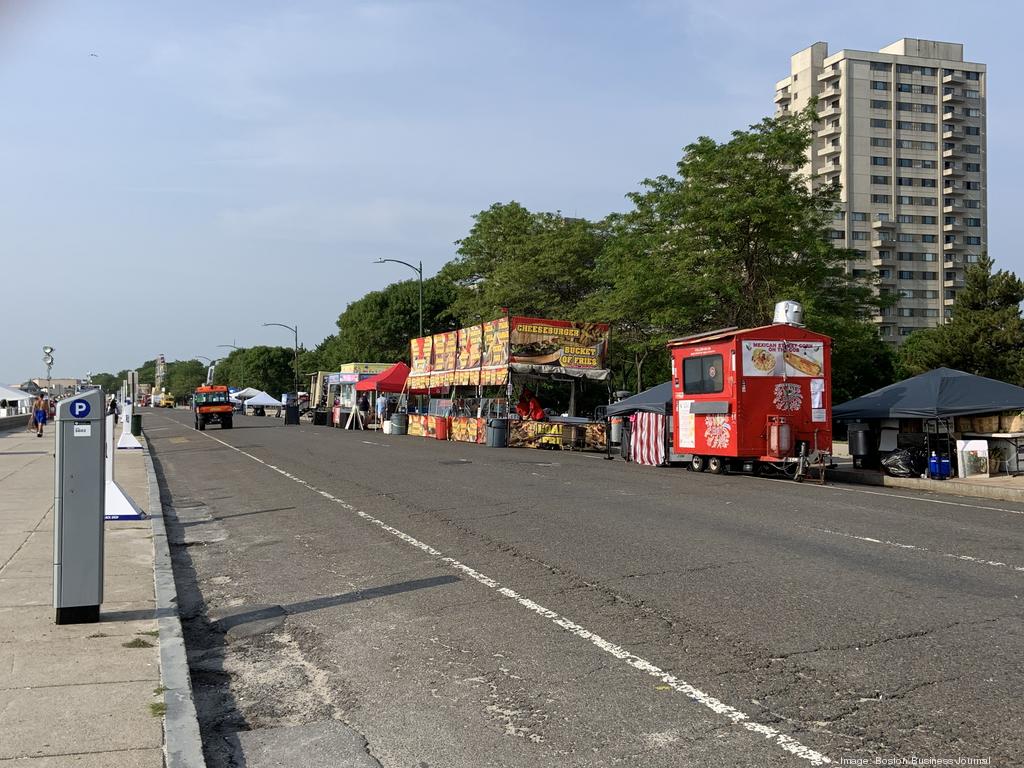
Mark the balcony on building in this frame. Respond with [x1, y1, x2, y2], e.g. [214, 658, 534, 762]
[943, 221, 963, 233]
[818, 104, 841, 120]
[942, 90, 963, 105]
[942, 147, 959, 159]
[871, 216, 894, 230]
[942, 71, 964, 85]
[944, 277, 965, 289]
[942, 203, 961, 215]
[817, 122, 841, 139]
[943, 109, 965, 122]
[817, 67, 841, 83]
[774, 87, 791, 105]
[943, 164, 964, 178]
[943, 241, 962, 253]
[819, 85, 841, 100]
[943, 184, 966, 197]
[817, 143, 842, 158]
[942, 129, 956, 140]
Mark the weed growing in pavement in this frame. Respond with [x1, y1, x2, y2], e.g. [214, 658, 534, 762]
[87, 632, 108, 638]
[137, 629, 160, 637]
[123, 638, 154, 648]
[149, 702, 167, 717]
[153, 685, 167, 696]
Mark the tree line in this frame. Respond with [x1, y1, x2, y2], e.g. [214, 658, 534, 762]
[93, 104, 1024, 404]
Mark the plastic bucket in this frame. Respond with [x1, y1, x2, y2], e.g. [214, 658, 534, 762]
[382, 420, 392, 435]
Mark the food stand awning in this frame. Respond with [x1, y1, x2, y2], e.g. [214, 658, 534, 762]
[834, 367, 1024, 420]
[355, 362, 409, 393]
[605, 381, 672, 417]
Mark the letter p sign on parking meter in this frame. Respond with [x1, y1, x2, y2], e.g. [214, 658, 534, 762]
[70, 399, 91, 419]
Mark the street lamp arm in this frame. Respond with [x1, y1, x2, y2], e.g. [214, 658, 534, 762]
[374, 258, 422, 276]
[263, 322, 297, 334]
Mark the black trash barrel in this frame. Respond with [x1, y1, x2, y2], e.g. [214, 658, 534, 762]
[313, 410, 328, 426]
[848, 426, 872, 457]
[130, 413, 142, 436]
[486, 418, 509, 448]
[284, 404, 300, 425]
[620, 419, 632, 460]
[391, 412, 408, 435]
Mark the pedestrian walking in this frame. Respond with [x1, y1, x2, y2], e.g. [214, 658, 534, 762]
[32, 394, 47, 437]
[358, 392, 370, 426]
[375, 393, 387, 424]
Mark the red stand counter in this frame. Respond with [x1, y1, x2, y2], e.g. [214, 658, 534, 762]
[667, 322, 832, 475]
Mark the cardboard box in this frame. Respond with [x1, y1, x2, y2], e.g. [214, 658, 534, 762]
[1000, 411, 1024, 433]
[973, 414, 1001, 434]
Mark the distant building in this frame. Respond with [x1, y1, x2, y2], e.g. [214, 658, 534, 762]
[30, 377, 80, 396]
[775, 39, 987, 342]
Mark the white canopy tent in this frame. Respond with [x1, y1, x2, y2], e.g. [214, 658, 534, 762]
[232, 387, 263, 400]
[0, 385, 33, 402]
[244, 391, 284, 407]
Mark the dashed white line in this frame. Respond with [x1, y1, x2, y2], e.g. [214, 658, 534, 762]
[160, 417, 832, 765]
[808, 526, 1024, 574]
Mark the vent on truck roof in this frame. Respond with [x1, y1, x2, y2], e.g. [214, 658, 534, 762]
[666, 327, 739, 346]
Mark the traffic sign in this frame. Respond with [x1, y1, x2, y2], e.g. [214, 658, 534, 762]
[69, 399, 91, 419]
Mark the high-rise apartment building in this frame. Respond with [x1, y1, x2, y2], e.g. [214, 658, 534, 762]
[774, 39, 987, 341]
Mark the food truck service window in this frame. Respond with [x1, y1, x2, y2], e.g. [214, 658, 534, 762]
[683, 354, 724, 394]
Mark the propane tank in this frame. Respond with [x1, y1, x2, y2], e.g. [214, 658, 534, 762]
[768, 417, 793, 458]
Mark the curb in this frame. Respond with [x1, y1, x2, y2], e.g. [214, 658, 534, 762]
[143, 436, 207, 768]
[829, 467, 1024, 503]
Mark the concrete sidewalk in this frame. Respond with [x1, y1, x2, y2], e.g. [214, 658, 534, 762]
[0, 422, 200, 766]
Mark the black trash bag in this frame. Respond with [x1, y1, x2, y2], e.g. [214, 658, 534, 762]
[882, 448, 925, 478]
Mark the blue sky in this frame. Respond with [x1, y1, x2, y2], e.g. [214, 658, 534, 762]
[1, 0, 1017, 384]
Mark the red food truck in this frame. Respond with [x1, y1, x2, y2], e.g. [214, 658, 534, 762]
[666, 302, 832, 477]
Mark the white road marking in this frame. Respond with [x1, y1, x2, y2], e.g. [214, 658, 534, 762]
[361, 440, 389, 447]
[808, 526, 1024, 574]
[163, 417, 831, 765]
[748, 474, 1024, 516]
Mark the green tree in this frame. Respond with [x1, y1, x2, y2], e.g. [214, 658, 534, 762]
[90, 372, 119, 393]
[587, 103, 890, 395]
[441, 202, 605, 323]
[163, 360, 206, 399]
[321, 276, 456, 366]
[898, 255, 1024, 384]
[238, 346, 295, 396]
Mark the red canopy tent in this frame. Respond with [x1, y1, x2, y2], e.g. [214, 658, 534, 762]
[355, 361, 409, 393]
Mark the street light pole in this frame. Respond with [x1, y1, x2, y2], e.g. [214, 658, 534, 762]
[374, 258, 423, 337]
[262, 323, 299, 398]
[217, 344, 244, 389]
[42, 346, 54, 395]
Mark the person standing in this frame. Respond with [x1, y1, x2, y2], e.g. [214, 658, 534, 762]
[32, 394, 47, 437]
[358, 392, 370, 426]
[108, 396, 119, 423]
[375, 393, 388, 425]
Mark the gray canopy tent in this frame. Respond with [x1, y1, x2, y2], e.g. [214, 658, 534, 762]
[833, 367, 1024, 420]
[834, 367, 1024, 471]
[605, 381, 672, 417]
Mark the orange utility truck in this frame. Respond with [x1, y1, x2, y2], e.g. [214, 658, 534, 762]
[193, 385, 233, 430]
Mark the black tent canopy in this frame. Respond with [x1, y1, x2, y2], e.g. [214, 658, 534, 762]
[605, 381, 672, 417]
[833, 367, 1024, 420]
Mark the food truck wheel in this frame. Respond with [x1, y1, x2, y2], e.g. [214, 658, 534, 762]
[690, 455, 706, 472]
[707, 456, 726, 475]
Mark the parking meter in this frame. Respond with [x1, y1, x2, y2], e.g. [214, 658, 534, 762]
[53, 388, 106, 624]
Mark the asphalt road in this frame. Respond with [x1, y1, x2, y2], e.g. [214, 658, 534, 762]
[144, 408, 1024, 767]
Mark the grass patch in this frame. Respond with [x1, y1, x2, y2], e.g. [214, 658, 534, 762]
[122, 638, 153, 649]
[149, 702, 167, 717]
[153, 685, 167, 696]
[137, 629, 160, 637]
[87, 632, 108, 638]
